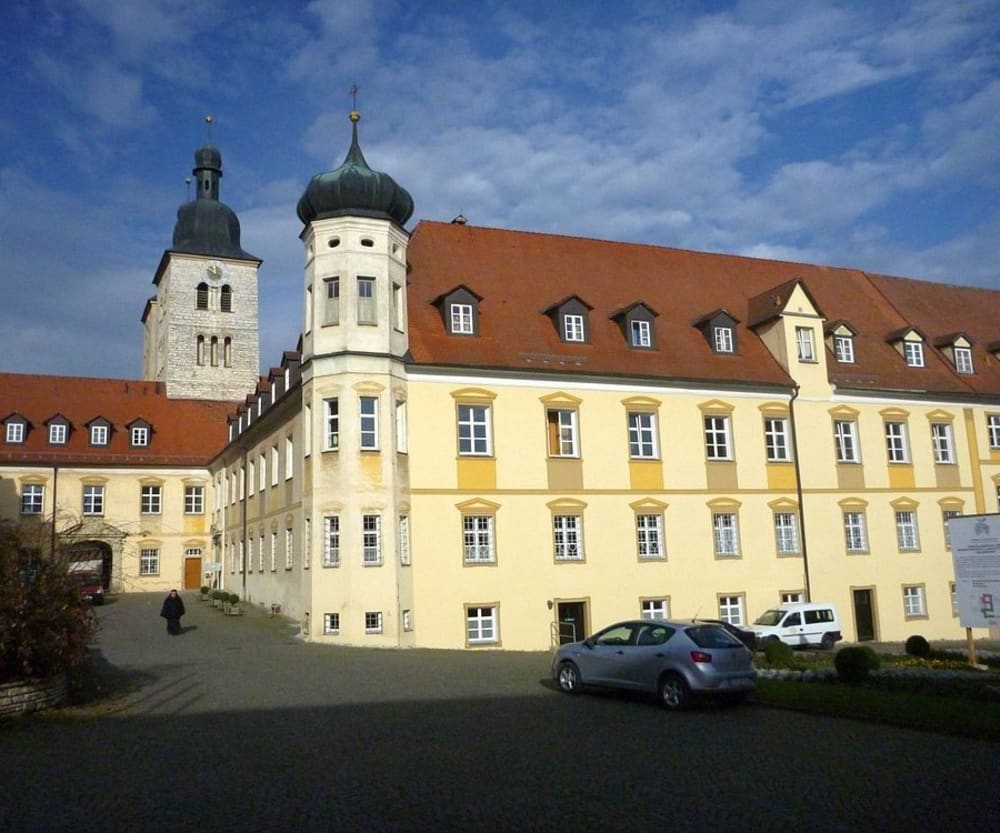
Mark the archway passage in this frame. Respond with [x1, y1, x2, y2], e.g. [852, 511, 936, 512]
[62, 541, 112, 589]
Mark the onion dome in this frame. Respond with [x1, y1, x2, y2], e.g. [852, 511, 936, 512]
[297, 111, 414, 227]
[172, 143, 256, 260]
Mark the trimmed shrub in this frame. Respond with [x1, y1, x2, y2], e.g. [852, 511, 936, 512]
[763, 638, 795, 667]
[905, 634, 931, 658]
[835, 646, 878, 684]
[229, 593, 240, 605]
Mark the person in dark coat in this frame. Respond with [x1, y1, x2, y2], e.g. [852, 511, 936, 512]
[160, 589, 186, 635]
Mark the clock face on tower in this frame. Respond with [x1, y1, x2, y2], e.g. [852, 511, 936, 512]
[206, 262, 224, 281]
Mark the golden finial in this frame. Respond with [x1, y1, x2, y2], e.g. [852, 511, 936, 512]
[349, 84, 360, 122]
[205, 114, 214, 144]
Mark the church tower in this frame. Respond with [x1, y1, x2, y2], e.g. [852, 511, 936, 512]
[142, 123, 261, 400]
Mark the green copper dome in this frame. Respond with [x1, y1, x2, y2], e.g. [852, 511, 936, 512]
[297, 112, 414, 228]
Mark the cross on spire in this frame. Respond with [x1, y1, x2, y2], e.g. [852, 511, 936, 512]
[349, 83, 360, 111]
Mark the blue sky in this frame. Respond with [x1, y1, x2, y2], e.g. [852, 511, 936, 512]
[1, 0, 998, 379]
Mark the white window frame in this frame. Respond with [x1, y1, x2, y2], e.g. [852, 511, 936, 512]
[357, 276, 376, 325]
[630, 319, 651, 348]
[364, 611, 383, 634]
[641, 599, 670, 621]
[714, 326, 734, 353]
[5, 422, 24, 443]
[547, 409, 579, 457]
[458, 404, 492, 456]
[712, 512, 740, 557]
[903, 585, 927, 618]
[987, 414, 1000, 449]
[844, 511, 869, 553]
[628, 411, 658, 459]
[20, 484, 44, 515]
[323, 277, 340, 325]
[131, 426, 149, 447]
[764, 417, 790, 462]
[885, 421, 910, 463]
[636, 513, 665, 560]
[954, 346, 973, 374]
[285, 528, 294, 569]
[90, 424, 108, 445]
[931, 423, 955, 464]
[774, 512, 800, 555]
[270, 531, 277, 572]
[834, 335, 855, 363]
[450, 303, 474, 334]
[895, 510, 920, 551]
[360, 396, 379, 451]
[704, 415, 732, 460]
[943, 509, 961, 550]
[362, 514, 382, 565]
[553, 514, 584, 561]
[466, 606, 498, 644]
[395, 400, 408, 454]
[398, 514, 410, 565]
[718, 595, 746, 626]
[325, 398, 340, 450]
[139, 547, 159, 576]
[563, 314, 585, 342]
[323, 613, 340, 635]
[463, 515, 495, 564]
[82, 484, 105, 516]
[834, 420, 860, 463]
[904, 341, 924, 367]
[184, 485, 204, 514]
[285, 436, 294, 480]
[49, 423, 67, 445]
[795, 326, 816, 361]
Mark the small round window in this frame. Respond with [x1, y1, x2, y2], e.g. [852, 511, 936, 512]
[361, 237, 374, 247]
[328, 237, 340, 248]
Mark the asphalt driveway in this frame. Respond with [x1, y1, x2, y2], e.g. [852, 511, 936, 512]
[1, 592, 997, 832]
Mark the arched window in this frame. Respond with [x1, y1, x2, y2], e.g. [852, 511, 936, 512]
[196, 335, 206, 366]
[220, 285, 232, 313]
[210, 336, 219, 367]
[196, 283, 209, 310]
[224, 337, 232, 368]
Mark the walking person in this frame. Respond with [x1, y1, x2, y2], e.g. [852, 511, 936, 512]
[160, 589, 186, 635]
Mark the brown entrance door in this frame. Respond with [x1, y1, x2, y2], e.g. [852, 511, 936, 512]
[557, 601, 587, 644]
[184, 557, 203, 590]
[852, 589, 876, 641]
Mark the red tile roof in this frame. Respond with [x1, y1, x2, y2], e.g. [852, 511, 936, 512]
[0, 373, 234, 467]
[405, 221, 1000, 400]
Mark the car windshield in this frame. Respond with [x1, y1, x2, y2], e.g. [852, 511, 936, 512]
[685, 625, 742, 648]
[754, 609, 784, 626]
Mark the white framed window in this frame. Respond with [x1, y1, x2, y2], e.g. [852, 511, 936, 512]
[90, 424, 108, 445]
[718, 595, 746, 626]
[987, 414, 1000, 449]
[641, 599, 670, 621]
[628, 412, 658, 459]
[270, 531, 277, 571]
[259, 452, 266, 492]
[247, 461, 256, 496]
[285, 528, 294, 569]
[457, 405, 492, 455]
[398, 514, 410, 565]
[395, 400, 408, 454]
[781, 591, 805, 604]
[303, 517, 311, 569]
[943, 509, 961, 550]
[139, 548, 159, 576]
[364, 611, 383, 634]
[466, 606, 498, 644]
[553, 514, 584, 561]
[271, 445, 279, 486]
[774, 512, 800, 555]
[258, 533, 264, 572]
[450, 303, 474, 334]
[48, 423, 67, 445]
[323, 613, 340, 635]
[547, 409, 579, 457]
[931, 423, 955, 464]
[184, 485, 204, 514]
[885, 421, 909, 463]
[714, 326, 734, 353]
[895, 510, 920, 551]
[764, 417, 790, 462]
[83, 484, 105, 516]
[795, 327, 816, 361]
[636, 513, 665, 560]
[357, 276, 376, 324]
[844, 511, 869, 553]
[834, 335, 855, 363]
[463, 515, 495, 564]
[392, 281, 405, 331]
[360, 396, 379, 450]
[834, 420, 860, 463]
[402, 610, 413, 632]
[285, 436, 294, 479]
[630, 319, 651, 348]
[362, 514, 382, 565]
[954, 346, 973, 374]
[904, 341, 924, 367]
[325, 399, 339, 450]
[704, 415, 732, 460]
[712, 512, 740, 557]
[903, 585, 927, 618]
[131, 426, 149, 446]
[323, 277, 340, 325]
[563, 314, 585, 342]
[20, 484, 44, 515]
[5, 422, 24, 443]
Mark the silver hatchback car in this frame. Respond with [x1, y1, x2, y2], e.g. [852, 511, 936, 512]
[551, 619, 756, 710]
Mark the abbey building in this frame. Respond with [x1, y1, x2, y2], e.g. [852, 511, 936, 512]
[2, 112, 999, 650]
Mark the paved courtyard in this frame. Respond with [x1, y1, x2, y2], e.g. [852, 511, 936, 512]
[1, 592, 997, 832]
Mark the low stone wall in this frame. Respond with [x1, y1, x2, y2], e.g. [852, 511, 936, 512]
[0, 674, 68, 718]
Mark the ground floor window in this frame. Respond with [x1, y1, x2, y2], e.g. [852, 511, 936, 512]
[365, 611, 383, 634]
[718, 594, 746, 626]
[641, 599, 670, 620]
[903, 585, 927, 618]
[140, 548, 159, 576]
[466, 605, 498, 644]
[324, 613, 340, 635]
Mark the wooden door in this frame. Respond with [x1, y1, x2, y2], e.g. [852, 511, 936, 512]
[184, 557, 202, 590]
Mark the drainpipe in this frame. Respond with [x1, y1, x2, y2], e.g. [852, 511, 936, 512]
[788, 384, 812, 602]
[241, 447, 248, 599]
[50, 464, 59, 555]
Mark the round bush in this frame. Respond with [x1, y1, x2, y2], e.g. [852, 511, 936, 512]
[905, 634, 931, 658]
[763, 638, 795, 667]
[835, 646, 877, 684]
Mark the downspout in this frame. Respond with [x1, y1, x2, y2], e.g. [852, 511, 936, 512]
[788, 384, 812, 602]
[241, 447, 248, 599]
[50, 464, 59, 556]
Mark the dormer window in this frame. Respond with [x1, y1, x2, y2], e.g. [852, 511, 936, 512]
[696, 309, 740, 355]
[954, 346, 973, 374]
[714, 326, 734, 353]
[435, 286, 482, 336]
[88, 419, 111, 446]
[4, 417, 26, 444]
[834, 334, 854, 363]
[795, 327, 816, 362]
[631, 320, 651, 347]
[46, 416, 70, 445]
[904, 341, 924, 368]
[612, 303, 657, 350]
[451, 304, 473, 333]
[545, 296, 592, 344]
[129, 420, 151, 448]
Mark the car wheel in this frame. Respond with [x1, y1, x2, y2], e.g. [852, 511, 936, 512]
[820, 632, 836, 650]
[557, 661, 582, 694]
[658, 673, 690, 711]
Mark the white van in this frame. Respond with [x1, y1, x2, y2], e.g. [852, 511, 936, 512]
[749, 603, 842, 649]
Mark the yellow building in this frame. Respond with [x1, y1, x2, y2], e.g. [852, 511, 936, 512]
[3, 113, 1000, 649]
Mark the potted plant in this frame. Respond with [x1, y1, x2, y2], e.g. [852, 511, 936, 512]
[228, 592, 243, 615]
[200, 585, 210, 601]
[211, 589, 225, 609]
